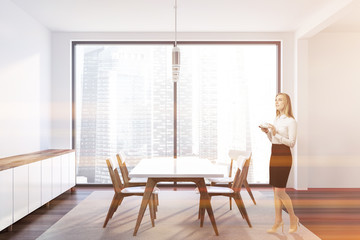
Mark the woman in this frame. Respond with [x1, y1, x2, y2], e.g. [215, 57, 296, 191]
[260, 93, 299, 233]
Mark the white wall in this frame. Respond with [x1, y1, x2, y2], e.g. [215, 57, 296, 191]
[294, 39, 310, 190]
[305, 32, 360, 188]
[0, 0, 51, 158]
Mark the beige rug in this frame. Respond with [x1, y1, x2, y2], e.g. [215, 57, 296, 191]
[37, 190, 320, 240]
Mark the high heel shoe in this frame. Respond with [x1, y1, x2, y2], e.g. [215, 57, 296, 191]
[289, 216, 300, 233]
[267, 221, 284, 233]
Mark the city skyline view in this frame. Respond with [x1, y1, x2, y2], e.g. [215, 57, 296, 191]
[74, 43, 277, 184]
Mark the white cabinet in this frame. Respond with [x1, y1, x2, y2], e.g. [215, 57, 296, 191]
[61, 153, 70, 192]
[13, 165, 29, 222]
[69, 152, 76, 189]
[62, 152, 76, 191]
[41, 158, 52, 205]
[0, 168, 13, 231]
[29, 161, 41, 213]
[52, 156, 62, 198]
[0, 149, 75, 231]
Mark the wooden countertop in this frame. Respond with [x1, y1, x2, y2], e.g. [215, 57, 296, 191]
[0, 149, 75, 171]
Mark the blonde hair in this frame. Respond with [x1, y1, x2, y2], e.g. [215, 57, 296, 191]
[276, 93, 295, 119]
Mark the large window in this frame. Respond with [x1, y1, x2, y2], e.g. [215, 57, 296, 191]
[73, 42, 278, 184]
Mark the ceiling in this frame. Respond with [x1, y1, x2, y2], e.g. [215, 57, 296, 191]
[10, 0, 360, 33]
[323, 3, 360, 32]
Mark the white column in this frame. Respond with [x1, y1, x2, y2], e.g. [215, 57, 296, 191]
[294, 39, 309, 190]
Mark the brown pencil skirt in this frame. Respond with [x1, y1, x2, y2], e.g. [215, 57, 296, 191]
[269, 144, 292, 188]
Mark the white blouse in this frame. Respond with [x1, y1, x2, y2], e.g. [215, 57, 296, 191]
[266, 115, 297, 148]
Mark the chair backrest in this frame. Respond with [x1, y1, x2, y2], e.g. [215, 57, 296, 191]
[228, 150, 251, 178]
[232, 153, 252, 193]
[230, 168, 241, 189]
[228, 158, 235, 178]
[116, 153, 130, 185]
[106, 158, 124, 193]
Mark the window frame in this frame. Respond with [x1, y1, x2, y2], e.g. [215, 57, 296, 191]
[71, 40, 281, 184]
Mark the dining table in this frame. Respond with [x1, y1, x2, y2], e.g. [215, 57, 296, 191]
[129, 156, 224, 236]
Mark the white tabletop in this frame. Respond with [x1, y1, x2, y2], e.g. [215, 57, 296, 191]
[129, 157, 224, 178]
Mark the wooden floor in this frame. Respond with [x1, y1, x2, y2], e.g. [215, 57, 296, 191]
[1, 186, 359, 240]
[287, 188, 360, 240]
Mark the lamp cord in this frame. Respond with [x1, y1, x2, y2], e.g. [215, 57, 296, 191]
[174, 0, 177, 47]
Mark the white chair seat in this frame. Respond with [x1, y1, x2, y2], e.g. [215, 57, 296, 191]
[206, 186, 234, 194]
[129, 178, 148, 183]
[121, 186, 160, 194]
[195, 186, 234, 194]
[208, 177, 233, 183]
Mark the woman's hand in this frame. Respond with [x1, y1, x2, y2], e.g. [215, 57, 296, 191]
[259, 126, 269, 133]
[268, 124, 277, 136]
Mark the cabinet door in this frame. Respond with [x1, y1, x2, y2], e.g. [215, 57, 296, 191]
[69, 152, 76, 188]
[0, 169, 13, 231]
[61, 154, 69, 192]
[41, 158, 52, 205]
[29, 161, 41, 213]
[52, 156, 62, 198]
[13, 164, 29, 222]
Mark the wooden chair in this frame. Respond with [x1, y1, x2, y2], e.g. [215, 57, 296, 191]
[116, 153, 159, 207]
[116, 153, 148, 187]
[103, 158, 159, 228]
[198, 155, 253, 228]
[207, 151, 256, 209]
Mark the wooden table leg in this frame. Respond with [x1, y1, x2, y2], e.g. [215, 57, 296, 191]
[197, 185, 206, 227]
[133, 178, 156, 236]
[196, 178, 219, 236]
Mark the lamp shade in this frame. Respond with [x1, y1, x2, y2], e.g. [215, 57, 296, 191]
[172, 46, 180, 82]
